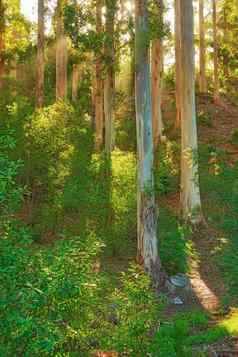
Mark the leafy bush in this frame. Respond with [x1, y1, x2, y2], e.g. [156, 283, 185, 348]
[197, 108, 213, 127]
[150, 311, 209, 357]
[154, 142, 179, 196]
[230, 128, 238, 145]
[99, 265, 166, 356]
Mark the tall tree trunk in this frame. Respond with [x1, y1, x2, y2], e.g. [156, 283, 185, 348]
[95, 0, 104, 150]
[129, 15, 135, 114]
[135, 0, 161, 282]
[175, 0, 182, 128]
[199, 0, 207, 93]
[0, 0, 5, 89]
[36, 0, 45, 107]
[151, 0, 165, 148]
[72, 64, 79, 102]
[180, 0, 202, 222]
[151, 38, 164, 148]
[104, 0, 116, 155]
[213, 0, 220, 104]
[223, 7, 229, 79]
[56, 0, 68, 100]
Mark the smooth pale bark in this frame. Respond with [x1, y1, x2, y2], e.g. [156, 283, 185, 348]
[95, 0, 104, 150]
[199, 0, 207, 93]
[56, 0, 68, 100]
[129, 15, 135, 108]
[180, 0, 202, 222]
[0, 0, 4, 89]
[223, 7, 229, 79]
[36, 0, 45, 107]
[175, 0, 182, 128]
[151, 39, 164, 148]
[104, 0, 116, 154]
[212, 0, 220, 104]
[135, 0, 161, 282]
[72, 64, 80, 102]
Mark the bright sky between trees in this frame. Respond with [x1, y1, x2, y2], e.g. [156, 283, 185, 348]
[21, 0, 37, 22]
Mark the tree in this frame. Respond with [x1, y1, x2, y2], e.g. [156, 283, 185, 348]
[56, 0, 68, 100]
[135, 0, 161, 282]
[180, 0, 202, 222]
[213, 0, 220, 104]
[151, 0, 164, 149]
[36, 0, 45, 107]
[174, 0, 181, 128]
[199, 0, 207, 93]
[95, 0, 104, 150]
[72, 63, 80, 102]
[104, 0, 116, 155]
[0, 0, 5, 89]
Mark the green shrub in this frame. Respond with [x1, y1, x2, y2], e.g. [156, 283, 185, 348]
[197, 108, 213, 127]
[231, 128, 238, 145]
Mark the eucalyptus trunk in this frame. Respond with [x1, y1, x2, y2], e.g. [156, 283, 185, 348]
[72, 64, 80, 102]
[213, 0, 220, 104]
[223, 8, 229, 79]
[151, 39, 164, 148]
[36, 0, 45, 107]
[175, 0, 182, 128]
[135, 0, 161, 282]
[56, 0, 68, 100]
[95, 0, 104, 150]
[104, 0, 116, 155]
[180, 0, 202, 222]
[199, 0, 207, 93]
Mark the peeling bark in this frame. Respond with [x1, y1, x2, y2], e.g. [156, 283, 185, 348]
[175, 0, 182, 128]
[135, 0, 161, 283]
[180, 0, 202, 222]
[151, 38, 164, 149]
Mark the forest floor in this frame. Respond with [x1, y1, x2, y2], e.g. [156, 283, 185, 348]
[157, 92, 238, 356]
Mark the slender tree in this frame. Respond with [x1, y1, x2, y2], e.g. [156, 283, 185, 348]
[104, 0, 116, 155]
[135, 0, 161, 282]
[72, 63, 80, 102]
[174, 0, 182, 128]
[36, 0, 45, 107]
[0, 0, 5, 89]
[151, 0, 164, 149]
[180, 0, 202, 222]
[223, 5, 229, 79]
[129, 14, 135, 112]
[95, 0, 104, 150]
[199, 0, 207, 93]
[213, 0, 220, 104]
[56, 0, 68, 100]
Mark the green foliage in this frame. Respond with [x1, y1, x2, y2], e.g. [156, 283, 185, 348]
[199, 144, 238, 304]
[150, 311, 209, 357]
[159, 208, 192, 275]
[197, 108, 213, 127]
[99, 265, 165, 356]
[154, 142, 180, 196]
[230, 128, 238, 145]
